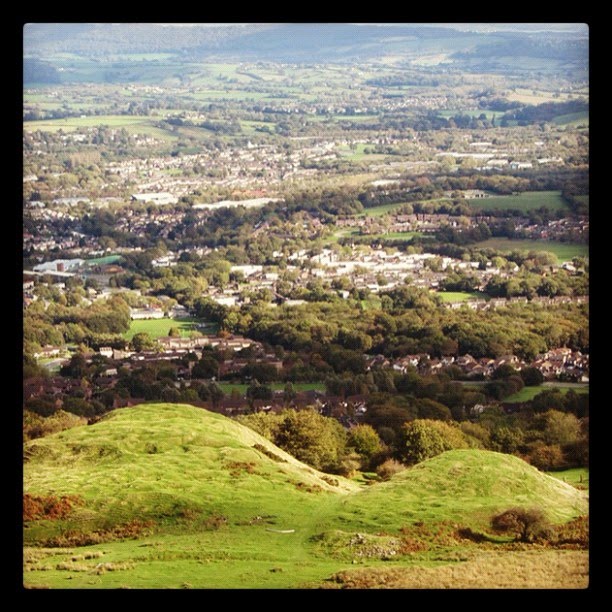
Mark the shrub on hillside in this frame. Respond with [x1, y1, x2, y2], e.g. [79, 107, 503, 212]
[491, 507, 552, 543]
[347, 424, 384, 469]
[23, 410, 87, 441]
[375, 459, 406, 481]
[526, 444, 566, 471]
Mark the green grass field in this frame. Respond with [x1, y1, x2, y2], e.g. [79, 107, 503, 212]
[218, 382, 325, 396]
[24, 114, 179, 142]
[123, 318, 206, 340]
[504, 384, 589, 403]
[547, 468, 589, 491]
[23, 404, 588, 589]
[85, 255, 123, 265]
[468, 191, 568, 212]
[473, 238, 588, 262]
[362, 202, 412, 217]
[552, 111, 589, 126]
[435, 291, 488, 303]
[337, 143, 388, 162]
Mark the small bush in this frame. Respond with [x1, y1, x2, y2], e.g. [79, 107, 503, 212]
[527, 444, 566, 471]
[375, 459, 406, 481]
[491, 507, 551, 543]
[23, 494, 84, 521]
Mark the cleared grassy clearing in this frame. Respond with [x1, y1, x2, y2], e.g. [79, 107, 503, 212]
[122, 317, 206, 340]
[468, 191, 568, 212]
[552, 111, 589, 126]
[473, 238, 588, 262]
[435, 291, 488, 303]
[504, 384, 589, 403]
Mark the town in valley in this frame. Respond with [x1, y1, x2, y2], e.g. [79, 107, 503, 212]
[22, 23, 589, 590]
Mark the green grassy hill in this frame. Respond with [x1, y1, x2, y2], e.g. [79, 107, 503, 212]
[23, 404, 588, 589]
[24, 403, 358, 536]
[334, 450, 587, 532]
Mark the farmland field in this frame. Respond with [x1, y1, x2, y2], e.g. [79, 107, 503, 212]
[547, 468, 589, 491]
[23, 115, 178, 142]
[123, 317, 212, 340]
[467, 191, 568, 212]
[362, 202, 413, 217]
[552, 111, 589, 126]
[435, 291, 488, 303]
[504, 384, 588, 403]
[437, 109, 507, 120]
[473, 238, 588, 262]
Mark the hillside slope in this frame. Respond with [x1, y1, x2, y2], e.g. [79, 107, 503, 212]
[23, 404, 588, 589]
[24, 403, 358, 540]
[334, 449, 588, 532]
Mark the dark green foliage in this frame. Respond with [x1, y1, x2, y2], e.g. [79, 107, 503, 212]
[399, 419, 469, 465]
[520, 367, 544, 386]
[491, 507, 552, 543]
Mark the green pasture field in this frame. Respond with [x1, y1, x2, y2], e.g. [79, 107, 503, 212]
[473, 238, 588, 263]
[362, 202, 412, 217]
[23, 115, 177, 142]
[123, 317, 206, 340]
[435, 291, 488, 303]
[85, 255, 123, 265]
[503, 384, 589, 403]
[467, 191, 568, 212]
[547, 468, 589, 491]
[552, 111, 589, 126]
[506, 89, 576, 105]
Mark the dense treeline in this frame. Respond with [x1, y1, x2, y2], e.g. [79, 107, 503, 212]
[200, 294, 589, 361]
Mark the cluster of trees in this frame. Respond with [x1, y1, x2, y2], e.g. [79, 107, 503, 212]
[484, 269, 588, 299]
[24, 288, 131, 354]
[236, 392, 587, 476]
[216, 293, 588, 361]
[237, 410, 383, 475]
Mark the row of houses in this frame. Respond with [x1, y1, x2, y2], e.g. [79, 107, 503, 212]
[444, 295, 589, 311]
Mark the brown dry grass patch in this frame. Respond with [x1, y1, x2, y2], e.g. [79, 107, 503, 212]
[326, 550, 588, 589]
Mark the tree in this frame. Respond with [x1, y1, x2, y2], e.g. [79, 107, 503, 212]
[168, 326, 181, 337]
[399, 419, 468, 465]
[246, 381, 273, 408]
[536, 410, 581, 446]
[491, 507, 551, 543]
[527, 444, 565, 470]
[131, 332, 156, 352]
[491, 364, 518, 379]
[415, 398, 452, 421]
[520, 366, 544, 387]
[273, 409, 347, 473]
[490, 426, 524, 454]
[207, 382, 224, 409]
[282, 382, 297, 406]
[347, 424, 383, 467]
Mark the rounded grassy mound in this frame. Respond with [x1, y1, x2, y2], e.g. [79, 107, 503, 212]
[24, 403, 358, 541]
[334, 449, 588, 531]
